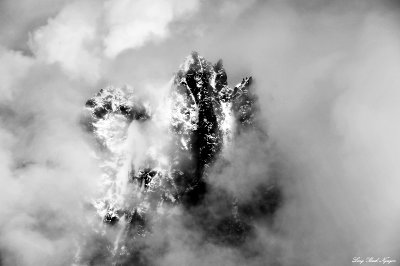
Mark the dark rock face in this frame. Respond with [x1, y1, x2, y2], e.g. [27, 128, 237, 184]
[80, 53, 281, 265]
[171, 52, 224, 204]
[232, 77, 259, 130]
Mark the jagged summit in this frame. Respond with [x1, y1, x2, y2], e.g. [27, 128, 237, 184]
[175, 52, 231, 100]
[85, 85, 150, 121]
[79, 53, 279, 266]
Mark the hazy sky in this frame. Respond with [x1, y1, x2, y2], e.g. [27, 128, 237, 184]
[1, 0, 400, 265]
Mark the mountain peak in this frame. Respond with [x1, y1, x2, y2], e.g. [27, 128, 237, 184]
[85, 85, 150, 121]
[79, 53, 279, 266]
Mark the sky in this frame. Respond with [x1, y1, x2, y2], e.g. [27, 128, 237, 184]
[1, 0, 400, 265]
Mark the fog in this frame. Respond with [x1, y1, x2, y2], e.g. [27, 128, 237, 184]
[0, 0, 399, 265]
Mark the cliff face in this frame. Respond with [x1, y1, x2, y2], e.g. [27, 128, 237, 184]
[80, 52, 280, 265]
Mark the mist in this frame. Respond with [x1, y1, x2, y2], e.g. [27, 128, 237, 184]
[1, 0, 400, 265]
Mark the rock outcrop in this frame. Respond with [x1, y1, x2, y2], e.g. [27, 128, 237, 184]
[79, 52, 281, 265]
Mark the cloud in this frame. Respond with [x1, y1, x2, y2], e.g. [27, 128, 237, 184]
[0, 48, 34, 102]
[28, 0, 200, 83]
[0, 40, 101, 266]
[1, 0, 400, 265]
[29, 0, 103, 83]
[0, 0, 67, 51]
[103, 0, 199, 58]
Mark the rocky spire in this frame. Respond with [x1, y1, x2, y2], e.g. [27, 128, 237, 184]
[79, 53, 279, 266]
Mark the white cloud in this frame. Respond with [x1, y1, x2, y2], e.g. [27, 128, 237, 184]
[28, 0, 200, 82]
[0, 48, 33, 101]
[103, 0, 199, 58]
[2, 0, 400, 265]
[29, 0, 102, 83]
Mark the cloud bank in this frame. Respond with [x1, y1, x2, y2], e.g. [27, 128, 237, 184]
[1, 0, 400, 265]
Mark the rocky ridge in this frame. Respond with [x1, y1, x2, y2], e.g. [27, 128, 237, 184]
[79, 52, 280, 265]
